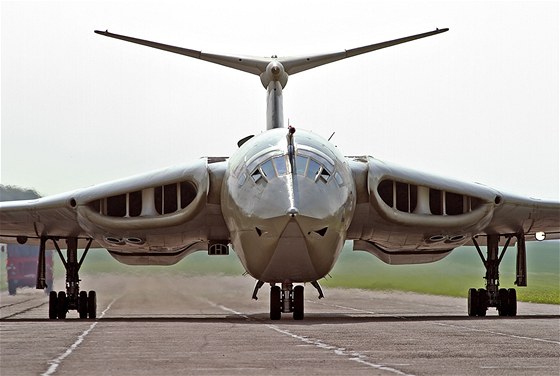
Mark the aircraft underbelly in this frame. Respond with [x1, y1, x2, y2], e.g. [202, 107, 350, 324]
[259, 221, 317, 282]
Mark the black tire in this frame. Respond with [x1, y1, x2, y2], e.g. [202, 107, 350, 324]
[8, 280, 17, 296]
[467, 288, 478, 316]
[497, 288, 508, 316]
[49, 291, 58, 320]
[477, 288, 487, 317]
[57, 291, 67, 319]
[270, 286, 281, 320]
[88, 291, 97, 319]
[507, 288, 517, 317]
[293, 285, 304, 320]
[79, 291, 88, 319]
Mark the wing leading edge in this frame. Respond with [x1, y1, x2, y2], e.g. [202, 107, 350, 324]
[0, 158, 230, 264]
[348, 156, 560, 264]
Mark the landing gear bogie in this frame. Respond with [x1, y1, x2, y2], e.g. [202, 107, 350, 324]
[48, 289, 97, 320]
[468, 286, 517, 317]
[40, 237, 98, 320]
[468, 234, 523, 317]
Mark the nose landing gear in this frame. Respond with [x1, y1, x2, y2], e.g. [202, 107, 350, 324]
[265, 280, 323, 320]
[268, 283, 305, 320]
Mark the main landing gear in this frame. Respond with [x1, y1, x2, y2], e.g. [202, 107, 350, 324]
[37, 237, 97, 319]
[253, 280, 324, 320]
[467, 234, 526, 317]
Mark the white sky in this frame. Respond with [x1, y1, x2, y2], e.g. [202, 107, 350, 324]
[1, 1, 558, 201]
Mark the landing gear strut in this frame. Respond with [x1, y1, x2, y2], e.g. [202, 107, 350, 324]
[468, 234, 525, 317]
[38, 237, 97, 319]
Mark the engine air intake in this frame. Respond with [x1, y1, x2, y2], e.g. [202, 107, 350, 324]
[87, 181, 197, 218]
[377, 179, 483, 216]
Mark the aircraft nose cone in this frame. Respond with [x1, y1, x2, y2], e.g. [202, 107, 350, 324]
[287, 206, 299, 217]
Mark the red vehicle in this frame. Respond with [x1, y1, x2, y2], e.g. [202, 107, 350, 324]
[4, 244, 53, 295]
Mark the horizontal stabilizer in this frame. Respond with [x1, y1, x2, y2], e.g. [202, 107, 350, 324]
[95, 28, 448, 85]
[282, 28, 449, 75]
[94, 30, 269, 75]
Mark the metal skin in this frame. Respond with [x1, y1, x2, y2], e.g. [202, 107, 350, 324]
[1, 28, 559, 320]
[222, 128, 355, 283]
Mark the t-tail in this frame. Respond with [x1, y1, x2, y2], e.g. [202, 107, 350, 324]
[94, 28, 449, 130]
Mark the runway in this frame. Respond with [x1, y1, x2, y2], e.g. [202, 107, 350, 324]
[1, 274, 559, 375]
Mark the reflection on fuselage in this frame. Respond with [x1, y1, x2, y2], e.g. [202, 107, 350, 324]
[221, 128, 356, 283]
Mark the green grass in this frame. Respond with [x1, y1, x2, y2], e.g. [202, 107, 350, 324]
[324, 241, 560, 304]
[1, 241, 558, 304]
[76, 250, 245, 276]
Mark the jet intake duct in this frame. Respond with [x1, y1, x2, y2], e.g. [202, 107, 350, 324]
[73, 159, 210, 251]
[367, 157, 497, 233]
[349, 156, 499, 256]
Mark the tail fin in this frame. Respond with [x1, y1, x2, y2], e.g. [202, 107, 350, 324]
[95, 28, 448, 130]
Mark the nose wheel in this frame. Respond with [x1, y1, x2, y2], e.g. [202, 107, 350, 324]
[293, 285, 304, 320]
[270, 286, 281, 320]
[269, 283, 305, 320]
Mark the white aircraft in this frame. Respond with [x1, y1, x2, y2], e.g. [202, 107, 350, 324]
[1, 28, 558, 320]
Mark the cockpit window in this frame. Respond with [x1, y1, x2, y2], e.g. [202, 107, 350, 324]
[251, 169, 263, 183]
[296, 155, 308, 175]
[260, 160, 275, 179]
[319, 166, 331, 182]
[273, 156, 288, 176]
[243, 149, 337, 186]
[306, 159, 321, 180]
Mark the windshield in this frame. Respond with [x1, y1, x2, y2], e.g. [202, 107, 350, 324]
[243, 149, 336, 185]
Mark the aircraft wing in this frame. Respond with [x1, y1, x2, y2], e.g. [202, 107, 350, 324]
[0, 158, 230, 264]
[347, 156, 560, 264]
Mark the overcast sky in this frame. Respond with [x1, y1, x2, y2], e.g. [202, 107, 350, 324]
[1, 1, 558, 201]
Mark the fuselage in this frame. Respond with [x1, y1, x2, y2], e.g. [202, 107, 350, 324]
[221, 128, 355, 283]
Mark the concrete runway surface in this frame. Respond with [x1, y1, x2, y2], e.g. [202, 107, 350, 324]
[1, 274, 559, 375]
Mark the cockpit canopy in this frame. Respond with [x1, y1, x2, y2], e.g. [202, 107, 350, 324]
[238, 147, 344, 187]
